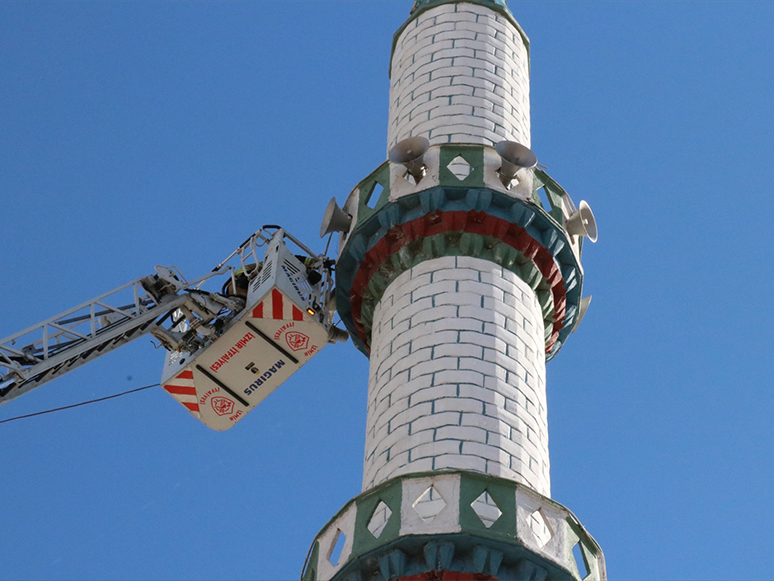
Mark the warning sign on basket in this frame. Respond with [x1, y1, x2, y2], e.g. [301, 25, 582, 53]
[211, 397, 235, 416]
[285, 331, 309, 352]
[160, 281, 333, 431]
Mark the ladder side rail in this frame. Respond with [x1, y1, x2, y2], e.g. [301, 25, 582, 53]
[0, 313, 150, 364]
[0, 294, 191, 406]
[0, 265, 236, 396]
[0, 263, 242, 376]
[0, 277, 162, 385]
[0, 277, 153, 350]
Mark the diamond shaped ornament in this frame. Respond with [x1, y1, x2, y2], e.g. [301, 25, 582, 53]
[529, 508, 553, 548]
[413, 485, 446, 523]
[470, 491, 502, 528]
[447, 155, 472, 180]
[366, 501, 392, 539]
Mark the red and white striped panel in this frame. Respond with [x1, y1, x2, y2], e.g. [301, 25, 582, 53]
[163, 370, 200, 415]
[252, 288, 304, 321]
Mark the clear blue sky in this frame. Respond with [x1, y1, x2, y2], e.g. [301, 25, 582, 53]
[1, 2, 773, 579]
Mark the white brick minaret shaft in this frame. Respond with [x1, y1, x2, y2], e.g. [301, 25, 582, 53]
[387, 2, 530, 150]
[363, 1, 550, 497]
[304, 3, 606, 578]
[363, 256, 549, 496]
[302, 0, 606, 581]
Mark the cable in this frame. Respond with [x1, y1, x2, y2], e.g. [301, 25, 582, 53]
[324, 231, 333, 256]
[0, 383, 159, 425]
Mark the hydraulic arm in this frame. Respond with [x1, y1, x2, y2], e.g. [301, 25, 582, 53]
[0, 227, 345, 430]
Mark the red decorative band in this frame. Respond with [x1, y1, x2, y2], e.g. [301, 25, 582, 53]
[349, 210, 568, 354]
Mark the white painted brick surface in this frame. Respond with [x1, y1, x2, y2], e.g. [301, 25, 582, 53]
[362, 257, 549, 497]
[388, 3, 530, 150]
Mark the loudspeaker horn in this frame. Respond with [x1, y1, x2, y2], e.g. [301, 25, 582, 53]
[572, 295, 592, 333]
[320, 197, 352, 238]
[327, 325, 349, 344]
[564, 200, 598, 243]
[389, 136, 430, 182]
[495, 140, 537, 187]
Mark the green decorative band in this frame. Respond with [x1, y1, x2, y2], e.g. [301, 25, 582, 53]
[345, 145, 574, 234]
[301, 470, 605, 581]
[335, 186, 583, 361]
[349, 216, 561, 355]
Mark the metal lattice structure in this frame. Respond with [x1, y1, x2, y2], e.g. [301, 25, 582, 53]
[0, 273, 191, 403]
[0, 227, 340, 429]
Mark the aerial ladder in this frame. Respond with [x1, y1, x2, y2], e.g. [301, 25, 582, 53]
[0, 226, 346, 431]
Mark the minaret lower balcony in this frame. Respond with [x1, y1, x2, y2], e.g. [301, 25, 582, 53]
[333, 143, 589, 362]
[301, 470, 606, 581]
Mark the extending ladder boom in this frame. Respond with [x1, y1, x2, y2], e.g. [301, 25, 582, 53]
[0, 227, 346, 431]
[0, 268, 204, 406]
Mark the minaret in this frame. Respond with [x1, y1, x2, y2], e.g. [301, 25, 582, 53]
[305, 1, 604, 579]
